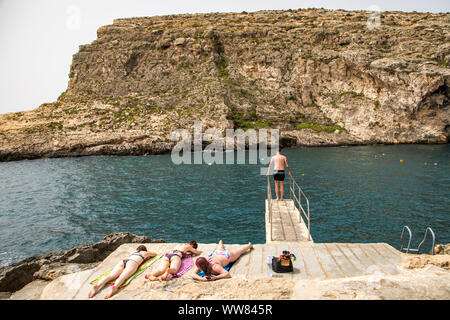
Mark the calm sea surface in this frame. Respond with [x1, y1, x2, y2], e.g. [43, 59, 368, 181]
[0, 144, 448, 267]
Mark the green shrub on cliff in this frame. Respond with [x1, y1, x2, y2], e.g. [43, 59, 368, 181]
[294, 123, 345, 133]
[232, 111, 272, 130]
[338, 91, 364, 100]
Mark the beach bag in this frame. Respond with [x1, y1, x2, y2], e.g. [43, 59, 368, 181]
[272, 250, 296, 273]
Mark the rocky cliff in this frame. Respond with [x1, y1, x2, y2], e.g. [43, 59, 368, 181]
[0, 9, 449, 161]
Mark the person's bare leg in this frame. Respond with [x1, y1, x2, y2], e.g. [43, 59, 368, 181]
[104, 262, 138, 299]
[215, 240, 225, 251]
[89, 262, 123, 298]
[229, 243, 253, 263]
[274, 181, 279, 200]
[159, 266, 169, 280]
[280, 181, 284, 201]
[146, 258, 169, 281]
[165, 256, 182, 280]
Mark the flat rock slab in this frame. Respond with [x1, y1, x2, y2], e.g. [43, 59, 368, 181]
[40, 242, 402, 300]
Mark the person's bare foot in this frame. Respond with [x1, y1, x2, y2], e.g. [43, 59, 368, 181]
[104, 286, 117, 299]
[146, 274, 160, 281]
[248, 242, 254, 250]
[88, 284, 99, 298]
[161, 268, 170, 281]
[163, 273, 173, 281]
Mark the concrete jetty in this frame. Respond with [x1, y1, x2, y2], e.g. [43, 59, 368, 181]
[35, 178, 405, 300]
[39, 241, 402, 300]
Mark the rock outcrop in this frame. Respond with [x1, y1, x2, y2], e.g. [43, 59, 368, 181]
[0, 9, 449, 161]
[434, 243, 450, 255]
[401, 244, 450, 270]
[0, 232, 164, 293]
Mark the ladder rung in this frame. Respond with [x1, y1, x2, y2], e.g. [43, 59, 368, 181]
[403, 248, 419, 253]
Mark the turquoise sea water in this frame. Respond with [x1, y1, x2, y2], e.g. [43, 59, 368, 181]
[0, 144, 448, 267]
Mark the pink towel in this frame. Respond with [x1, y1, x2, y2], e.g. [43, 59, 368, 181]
[167, 255, 194, 279]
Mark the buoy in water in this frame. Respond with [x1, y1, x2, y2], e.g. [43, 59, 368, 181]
[400, 159, 404, 163]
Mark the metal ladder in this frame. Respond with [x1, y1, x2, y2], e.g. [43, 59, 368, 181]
[400, 226, 436, 255]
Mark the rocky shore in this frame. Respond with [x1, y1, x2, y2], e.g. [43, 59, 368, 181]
[0, 232, 165, 298]
[0, 9, 449, 162]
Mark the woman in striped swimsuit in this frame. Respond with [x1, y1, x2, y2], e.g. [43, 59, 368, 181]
[192, 240, 253, 281]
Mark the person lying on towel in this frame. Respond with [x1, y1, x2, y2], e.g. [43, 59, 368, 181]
[146, 240, 201, 281]
[192, 240, 253, 281]
[88, 245, 157, 299]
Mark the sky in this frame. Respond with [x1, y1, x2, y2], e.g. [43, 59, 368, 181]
[0, 0, 449, 114]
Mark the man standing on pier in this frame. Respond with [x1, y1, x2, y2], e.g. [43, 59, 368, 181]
[267, 148, 291, 201]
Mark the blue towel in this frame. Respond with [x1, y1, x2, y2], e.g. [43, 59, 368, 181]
[198, 261, 234, 277]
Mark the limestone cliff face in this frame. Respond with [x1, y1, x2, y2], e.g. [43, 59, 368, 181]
[0, 9, 449, 161]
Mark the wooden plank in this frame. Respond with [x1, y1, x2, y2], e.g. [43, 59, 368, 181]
[296, 245, 312, 279]
[269, 199, 305, 242]
[380, 243, 403, 261]
[265, 243, 278, 259]
[246, 245, 264, 279]
[260, 245, 271, 278]
[271, 202, 285, 241]
[345, 244, 386, 275]
[361, 244, 399, 275]
[298, 245, 326, 279]
[267, 197, 309, 243]
[229, 245, 251, 278]
[371, 243, 402, 266]
[314, 243, 345, 278]
[287, 243, 308, 280]
[234, 244, 255, 277]
[382, 242, 402, 255]
[332, 244, 364, 275]
[324, 243, 360, 277]
[338, 244, 372, 275]
[289, 207, 301, 224]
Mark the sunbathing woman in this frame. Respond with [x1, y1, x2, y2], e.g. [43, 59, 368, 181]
[192, 240, 253, 281]
[88, 245, 157, 299]
[145, 240, 200, 281]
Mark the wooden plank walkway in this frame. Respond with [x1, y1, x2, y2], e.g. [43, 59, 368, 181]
[217, 242, 401, 280]
[266, 199, 311, 243]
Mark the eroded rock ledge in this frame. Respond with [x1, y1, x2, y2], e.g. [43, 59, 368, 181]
[0, 232, 165, 294]
[0, 9, 449, 162]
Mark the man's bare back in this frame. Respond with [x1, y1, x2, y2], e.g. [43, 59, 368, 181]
[272, 154, 288, 171]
